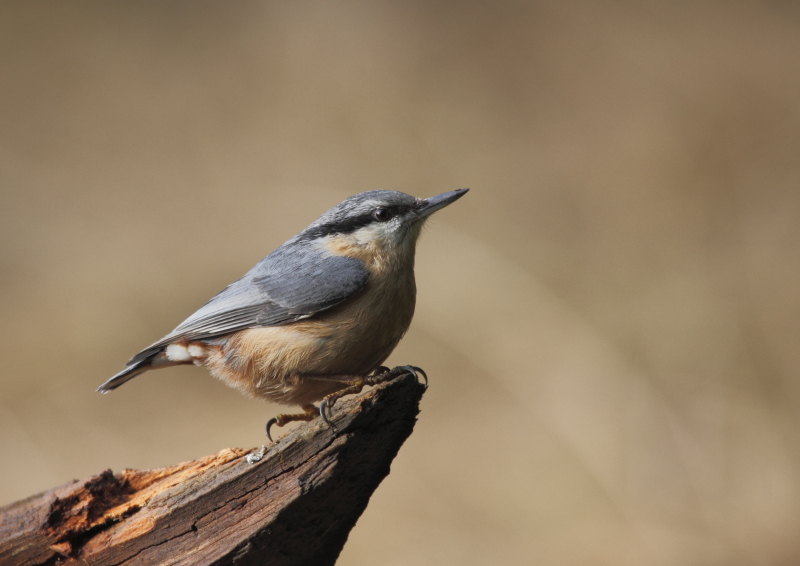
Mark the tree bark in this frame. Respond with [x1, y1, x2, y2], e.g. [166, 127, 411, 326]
[0, 374, 425, 566]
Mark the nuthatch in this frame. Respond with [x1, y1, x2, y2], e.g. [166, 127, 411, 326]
[98, 188, 468, 440]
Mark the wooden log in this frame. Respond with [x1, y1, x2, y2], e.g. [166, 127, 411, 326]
[0, 373, 426, 566]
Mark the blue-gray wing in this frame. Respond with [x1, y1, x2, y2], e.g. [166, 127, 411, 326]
[128, 239, 368, 364]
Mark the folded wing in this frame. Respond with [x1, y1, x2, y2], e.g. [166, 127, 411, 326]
[125, 238, 369, 367]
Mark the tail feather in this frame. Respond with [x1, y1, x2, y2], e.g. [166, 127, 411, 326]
[98, 348, 189, 393]
[97, 360, 151, 393]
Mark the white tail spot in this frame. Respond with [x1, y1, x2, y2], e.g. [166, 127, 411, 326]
[188, 344, 208, 358]
[165, 344, 193, 362]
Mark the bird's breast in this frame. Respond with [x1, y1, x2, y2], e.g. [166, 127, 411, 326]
[319, 263, 416, 367]
[308, 233, 419, 371]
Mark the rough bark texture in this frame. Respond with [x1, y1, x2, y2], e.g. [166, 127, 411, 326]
[0, 374, 425, 566]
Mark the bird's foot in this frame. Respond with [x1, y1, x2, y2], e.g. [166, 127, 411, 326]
[318, 365, 428, 428]
[265, 403, 318, 443]
[267, 366, 429, 441]
[319, 380, 367, 428]
[367, 365, 427, 388]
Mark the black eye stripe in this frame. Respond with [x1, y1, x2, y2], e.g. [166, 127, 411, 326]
[301, 205, 410, 239]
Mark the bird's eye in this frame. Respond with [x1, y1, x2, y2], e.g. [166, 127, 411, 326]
[372, 208, 392, 222]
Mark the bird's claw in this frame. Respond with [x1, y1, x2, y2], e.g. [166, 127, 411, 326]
[319, 398, 332, 426]
[369, 365, 428, 387]
[398, 365, 428, 388]
[318, 398, 340, 433]
[265, 417, 278, 443]
[265, 404, 319, 443]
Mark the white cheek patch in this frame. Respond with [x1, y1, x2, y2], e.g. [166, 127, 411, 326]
[352, 223, 398, 247]
[165, 344, 193, 362]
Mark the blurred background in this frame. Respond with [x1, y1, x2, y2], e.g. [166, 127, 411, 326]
[2, 1, 799, 564]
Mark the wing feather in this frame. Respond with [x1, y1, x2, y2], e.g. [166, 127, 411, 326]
[127, 238, 368, 365]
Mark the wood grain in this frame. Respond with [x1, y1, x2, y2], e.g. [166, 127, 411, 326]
[0, 374, 425, 566]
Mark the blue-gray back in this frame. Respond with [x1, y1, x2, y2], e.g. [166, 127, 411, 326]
[128, 236, 368, 364]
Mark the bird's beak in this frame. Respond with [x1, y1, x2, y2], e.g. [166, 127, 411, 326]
[417, 188, 469, 218]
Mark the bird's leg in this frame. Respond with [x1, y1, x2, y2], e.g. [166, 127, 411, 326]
[265, 403, 318, 443]
[318, 365, 428, 427]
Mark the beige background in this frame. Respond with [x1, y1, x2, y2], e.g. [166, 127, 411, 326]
[2, 2, 800, 564]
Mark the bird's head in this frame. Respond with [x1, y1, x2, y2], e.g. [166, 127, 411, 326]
[301, 188, 469, 258]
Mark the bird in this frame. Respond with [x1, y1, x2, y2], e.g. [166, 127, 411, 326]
[98, 188, 469, 441]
